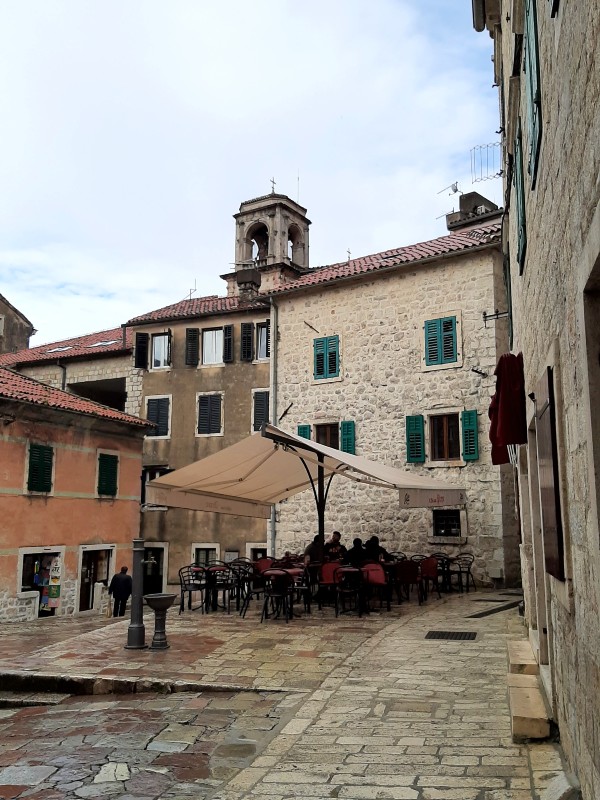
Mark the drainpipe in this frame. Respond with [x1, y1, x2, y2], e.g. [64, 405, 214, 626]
[269, 296, 278, 556]
[57, 360, 67, 390]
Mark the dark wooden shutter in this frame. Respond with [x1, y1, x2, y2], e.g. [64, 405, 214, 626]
[223, 325, 233, 363]
[241, 323, 254, 361]
[97, 453, 119, 496]
[166, 329, 172, 366]
[198, 395, 222, 434]
[536, 367, 565, 580]
[326, 335, 339, 377]
[340, 420, 355, 454]
[185, 328, 199, 366]
[314, 338, 326, 379]
[524, 0, 542, 185]
[147, 398, 170, 436]
[461, 410, 479, 460]
[253, 391, 269, 431]
[515, 124, 528, 273]
[424, 320, 440, 365]
[27, 443, 53, 492]
[265, 319, 271, 358]
[297, 424, 311, 439]
[406, 415, 425, 463]
[441, 317, 457, 363]
[134, 332, 149, 369]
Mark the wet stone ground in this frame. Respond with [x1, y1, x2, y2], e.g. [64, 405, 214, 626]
[0, 690, 305, 799]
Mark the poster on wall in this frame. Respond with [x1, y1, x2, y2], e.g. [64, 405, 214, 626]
[47, 556, 62, 608]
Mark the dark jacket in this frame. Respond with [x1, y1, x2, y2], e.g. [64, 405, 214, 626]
[109, 572, 132, 600]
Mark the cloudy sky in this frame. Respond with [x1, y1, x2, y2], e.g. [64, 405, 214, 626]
[0, 1, 500, 346]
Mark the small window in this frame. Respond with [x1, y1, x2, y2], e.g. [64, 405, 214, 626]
[97, 453, 119, 497]
[198, 393, 223, 435]
[253, 390, 269, 432]
[203, 329, 224, 365]
[424, 317, 457, 366]
[297, 424, 311, 439]
[250, 547, 268, 561]
[315, 423, 339, 449]
[430, 414, 460, 461]
[195, 547, 217, 566]
[151, 333, 170, 369]
[256, 321, 270, 360]
[314, 335, 339, 380]
[27, 443, 53, 493]
[146, 397, 170, 437]
[433, 509, 461, 537]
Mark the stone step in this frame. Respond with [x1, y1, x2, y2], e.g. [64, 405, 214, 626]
[508, 638, 539, 674]
[509, 684, 550, 741]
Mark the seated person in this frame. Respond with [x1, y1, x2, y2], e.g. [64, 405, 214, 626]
[363, 535, 392, 563]
[304, 535, 321, 565]
[323, 530, 347, 561]
[344, 537, 366, 567]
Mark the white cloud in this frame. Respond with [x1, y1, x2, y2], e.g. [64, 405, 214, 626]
[0, 0, 500, 344]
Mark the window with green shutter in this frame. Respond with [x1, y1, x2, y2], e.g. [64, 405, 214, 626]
[240, 323, 254, 361]
[461, 410, 479, 461]
[424, 317, 457, 366]
[313, 335, 339, 379]
[406, 415, 425, 463]
[514, 123, 527, 273]
[340, 421, 355, 454]
[524, 0, 542, 186]
[97, 453, 119, 497]
[297, 424, 311, 439]
[198, 394, 223, 435]
[146, 397, 170, 437]
[253, 390, 269, 432]
[134, 332, 149, 369]
[27, 443, 53, 493]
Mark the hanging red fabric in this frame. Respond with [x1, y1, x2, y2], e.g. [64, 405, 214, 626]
[489, 352, 527, 465]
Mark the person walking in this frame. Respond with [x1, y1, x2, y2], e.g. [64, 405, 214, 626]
[108, 566, 133, 617]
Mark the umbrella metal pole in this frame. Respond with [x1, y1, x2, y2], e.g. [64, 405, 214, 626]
[317, 453, 325, 556]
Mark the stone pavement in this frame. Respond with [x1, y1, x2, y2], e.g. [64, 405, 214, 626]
[0, 591, 569, 799]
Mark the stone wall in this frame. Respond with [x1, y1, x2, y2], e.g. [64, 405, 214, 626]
[274, 247, 519, 585]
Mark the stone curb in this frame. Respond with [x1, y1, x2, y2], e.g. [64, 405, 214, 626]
[0, 671, 298, 697]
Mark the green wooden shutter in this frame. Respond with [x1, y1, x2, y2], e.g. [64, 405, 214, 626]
[340, 421, 355, 454]
[27, 443, 53, 492]
[253, 391, 269, 431]
[406, 415, 425, 463]
[514, 124, 528, 273]
[97, 453, 119, 496]
[461, 410, 479, 461]
[134, 332, 149, 369]
[524, 0, 542, 186]
[297, 424, 311, 439]
[326, 335, 339, 377]
[424, 319, 441, 366]
[222, 325, 233, 363]
[441, 317, 457, 363]
[240, 323, 254, 361]
[185, 328, 199, 366]
[314, 338, 326, 379]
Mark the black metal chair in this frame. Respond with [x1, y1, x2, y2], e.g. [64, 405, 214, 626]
[178, 565, 206, 614]
[449, 553, 476, 593]
[260, 569, 294, 623]
[390, 559, 423, 604]
[334, 566, 364, 617]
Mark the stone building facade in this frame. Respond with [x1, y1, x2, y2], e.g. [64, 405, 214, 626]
[0, 368, 149, 622]
[0, 294, 35, 355]
[270, 209, 520, 586]
[473, 1, 600, 796]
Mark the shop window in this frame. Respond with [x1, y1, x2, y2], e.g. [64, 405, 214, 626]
[433, 509, 461, 537]
[27, 443, 53, 493]
[21, 552, 61, 617]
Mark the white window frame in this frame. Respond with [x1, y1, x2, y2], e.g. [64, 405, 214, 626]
[17, 545, 66, 598]
[424, 405, 466, 468]
[150, 332, 170, 370]
[428, 509, 469, 545]
[245, 541, 268, 560]
[0, 315, 5, 336]
[145, 394, 172, 440]
[95, 449, 120, 499]
[420, 309, 463, 373]
[251, 387, 270, 433]
[191, 542, 221, 565]
[77, 543, 117, 612]
[255, 322, 269, 361]
[196, 391, 224, 437]
[201, 328, 224, 366]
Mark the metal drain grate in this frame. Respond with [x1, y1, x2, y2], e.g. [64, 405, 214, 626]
[425, 630, 477, 641]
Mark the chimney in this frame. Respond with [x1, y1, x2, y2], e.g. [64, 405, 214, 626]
[235, 268, 262, 304]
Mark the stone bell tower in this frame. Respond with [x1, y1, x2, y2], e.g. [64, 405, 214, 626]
[233, 192, 311, 272]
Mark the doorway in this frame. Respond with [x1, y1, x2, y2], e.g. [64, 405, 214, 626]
[79, 548, 112, 611]
[143, 546, 165, 595]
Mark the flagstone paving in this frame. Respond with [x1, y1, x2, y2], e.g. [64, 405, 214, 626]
[0, 592, 569, 799]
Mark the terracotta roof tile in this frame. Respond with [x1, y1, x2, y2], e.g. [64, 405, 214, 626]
[0, 367, 150, 428]
[0, 326, 131, 368]
[125, 294, 267, 325]
[271, 221, 501, 293]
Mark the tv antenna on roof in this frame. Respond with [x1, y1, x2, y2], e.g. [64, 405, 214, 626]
[437, 182, 461, 196]
[185, 279, 197, 301]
